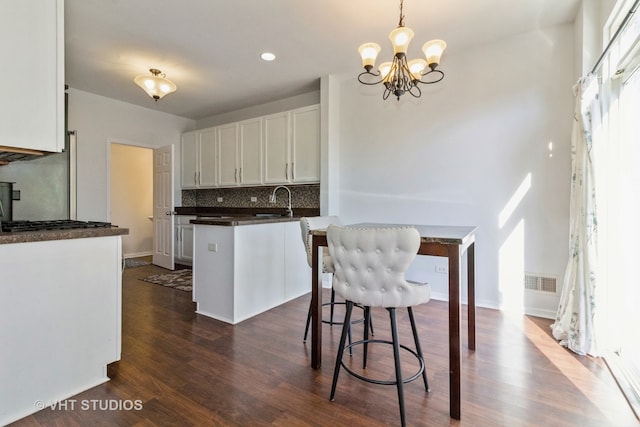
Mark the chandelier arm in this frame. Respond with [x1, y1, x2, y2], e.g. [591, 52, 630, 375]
[408, 84, 422, 98]
[382, 85, 392, 100]
[417, 69, 445, 85]
[358, 71, 384, 85]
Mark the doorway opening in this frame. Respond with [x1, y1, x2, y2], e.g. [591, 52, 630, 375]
[109, 142, 154, 259]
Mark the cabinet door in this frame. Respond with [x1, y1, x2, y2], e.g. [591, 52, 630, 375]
[291, 105, 320, 183]
[181, 225, 194, 262]
[218, 123, 239, 186]
[239, 118, 263, 185]
[199, 128, 217, 187]
[181, 131, 199, 189]
[263, 112, 290, 184]
[1, 0, 64, 152]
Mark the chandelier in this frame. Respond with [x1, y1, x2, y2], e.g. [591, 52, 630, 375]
[134, 68, 177, 101]
[357, 0, 446, 101]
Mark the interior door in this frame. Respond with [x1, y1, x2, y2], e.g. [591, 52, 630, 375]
[152, 144, 175, 269]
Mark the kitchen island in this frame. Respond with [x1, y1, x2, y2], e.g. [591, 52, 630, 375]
[191, 215, 310, 324]
[0, 223, 128, 425]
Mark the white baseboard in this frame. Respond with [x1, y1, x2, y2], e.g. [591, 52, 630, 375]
[429, 292, 555, 319]
[123, 251, 152, 259]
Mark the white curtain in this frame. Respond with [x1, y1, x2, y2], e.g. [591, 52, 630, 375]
[551, 74, 600, 356]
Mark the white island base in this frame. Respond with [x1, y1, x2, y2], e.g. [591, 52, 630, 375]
[193, 221, 309, 324]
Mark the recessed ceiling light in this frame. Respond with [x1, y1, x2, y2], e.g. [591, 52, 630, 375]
[260, 52, 276, 61]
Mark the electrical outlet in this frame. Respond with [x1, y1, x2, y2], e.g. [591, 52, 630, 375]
[435, 265, 447, 274]
[217, 197, 223, 202]
[250, 197, 257, 202]
[208, 243, 218, 252]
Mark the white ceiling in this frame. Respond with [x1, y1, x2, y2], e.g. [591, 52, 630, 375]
[65, 0, 580, 120]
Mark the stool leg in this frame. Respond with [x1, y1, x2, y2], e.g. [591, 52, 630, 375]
[363, 306, 371, 369]
[330, 301, 354, 401]
[408, 307, 429, 392]
[330, 289, 336, 324]
[389, 308, 406, 427]
[369, 312, 375, 336]
[347, 313, 353, 357]
[303, 300, 312, 342]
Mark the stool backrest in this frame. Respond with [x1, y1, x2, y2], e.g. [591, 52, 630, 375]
[327, 225, 421, 308]
[300, 216, 340, 269]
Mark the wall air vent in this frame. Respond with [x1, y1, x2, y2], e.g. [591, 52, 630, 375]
[524, 273, 557, 293]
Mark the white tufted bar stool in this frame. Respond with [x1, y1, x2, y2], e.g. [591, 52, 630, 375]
[300, 217, 372, 348]
[327, 225, 431, 427]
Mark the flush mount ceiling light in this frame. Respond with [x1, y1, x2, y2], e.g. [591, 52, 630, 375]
[133, 68, 177, 101]
[357, 0, 446, 101]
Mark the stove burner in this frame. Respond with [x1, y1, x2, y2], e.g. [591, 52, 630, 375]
[0, 220, 112, 233]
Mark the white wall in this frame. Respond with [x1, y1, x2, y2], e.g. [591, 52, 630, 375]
[332, 23, 574, 317]
[110, 143, 153, 257]
[67, 88, 195, 221]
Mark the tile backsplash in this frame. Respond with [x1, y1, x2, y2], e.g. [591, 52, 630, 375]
[182, 184, 319, 209]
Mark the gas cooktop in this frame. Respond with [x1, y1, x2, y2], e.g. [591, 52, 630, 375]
[0, 220, 112, 233]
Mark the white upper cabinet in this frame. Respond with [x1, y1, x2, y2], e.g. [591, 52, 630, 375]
[238, 118, 263, 186]
[218, 120, 263, 187]
[218, 123, 239, 186]
[291, 105, 320, 183]
[198, 128, 217, 187]
[181, 131, 198, 188]
[181, 128, 217, 189]
[264, 105, 320, 185]
[0, 0, 64, 152]
[263, 112, 290, 184]
[180, 104, 319, 189]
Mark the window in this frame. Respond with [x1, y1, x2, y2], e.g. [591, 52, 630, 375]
[597, 0, 640, 417]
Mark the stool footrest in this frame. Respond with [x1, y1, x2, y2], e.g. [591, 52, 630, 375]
[340, 339, 425, 386]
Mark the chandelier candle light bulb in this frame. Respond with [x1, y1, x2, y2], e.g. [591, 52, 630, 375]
[357, 0, 446, 100]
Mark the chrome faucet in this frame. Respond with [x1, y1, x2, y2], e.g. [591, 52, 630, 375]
[269, 185, 293, 217]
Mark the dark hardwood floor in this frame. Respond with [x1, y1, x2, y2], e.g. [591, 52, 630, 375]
[11, 261, 639, 426]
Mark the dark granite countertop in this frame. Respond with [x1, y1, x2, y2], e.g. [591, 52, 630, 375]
[190, 215, 302, 226]
[175, 206, 320, 217]
[0, 226, 129, 245]
[176, 206, 319, 226]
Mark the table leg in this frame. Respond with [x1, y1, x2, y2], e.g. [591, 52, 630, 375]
[311, 239, 321, 369]
[448, 245, 461, 420]
[467, 242, 476, 351]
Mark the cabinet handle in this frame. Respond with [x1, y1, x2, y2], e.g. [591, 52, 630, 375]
[235, 168, 238, 183]
[291, 162, 294, 181]
[285, 163, 288, 180]
[239, 167, 242, 182]
[197, 171, 201, 185]
[194, 172, 197, 185]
